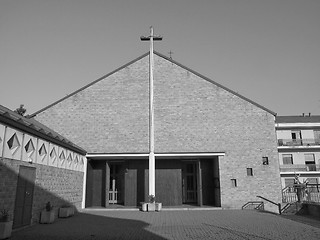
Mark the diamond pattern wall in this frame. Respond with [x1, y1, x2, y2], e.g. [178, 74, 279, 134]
[25, 139, 35, 153]
[7, 133, 20, 154]
[39, 144, 47, 156]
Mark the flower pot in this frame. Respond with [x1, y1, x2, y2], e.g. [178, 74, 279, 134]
[59, 207, 74, 218]
[155, 202, 162, 212]
[147, 203, 156, 212]
[141, 203, 147, 212]
[69, 207, 75, 216]
[0, 221, 13, 240]
[59, 208, 69, 218]
[40, 210, 55, 224]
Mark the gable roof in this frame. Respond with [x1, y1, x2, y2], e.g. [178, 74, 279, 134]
[276, 115, 320, 124]
[29, 51, 276, 117]
[0, 105, 86, 154]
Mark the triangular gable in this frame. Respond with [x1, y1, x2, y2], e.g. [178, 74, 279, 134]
[28, 52, 149, 118]
[29, 51, 276, 117]
[154, 51, 276, 116]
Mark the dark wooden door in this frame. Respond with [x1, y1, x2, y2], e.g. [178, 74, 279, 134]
[13, 166, 36, 229]
[182, 162, 197, 203]
[92, 167, 104, 206]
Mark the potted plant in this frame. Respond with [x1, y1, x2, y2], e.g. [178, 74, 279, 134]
[0, 209, 13, 240]
[59, 205, 74, 218]
[147, 195, 156, 212]
[40, 202, 55, 224]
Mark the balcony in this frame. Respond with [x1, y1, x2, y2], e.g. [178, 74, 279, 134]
[278, 138, 320, 147]
[280, 164, 319, 172]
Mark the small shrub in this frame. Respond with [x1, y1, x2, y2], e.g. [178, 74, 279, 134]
[149, 195, 155, 203]
[0, 209, 9, 222]
[45, 202, 53, 211]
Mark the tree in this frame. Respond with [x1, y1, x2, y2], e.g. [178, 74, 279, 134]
[14, 104, 26, 116]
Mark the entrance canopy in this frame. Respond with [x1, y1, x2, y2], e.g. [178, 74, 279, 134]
[86, 152, 225, 160]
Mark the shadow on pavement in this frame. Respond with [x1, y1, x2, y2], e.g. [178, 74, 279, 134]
[11, 211, 166, 240]
[281, 214, 320, 229]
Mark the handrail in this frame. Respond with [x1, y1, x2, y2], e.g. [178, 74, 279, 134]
[257, 195, 282, 215]
[278, 138, 320, 146]
[280, 203, 291, 213]
[256, 195, 278, 205]
[242, 201, 264, 210]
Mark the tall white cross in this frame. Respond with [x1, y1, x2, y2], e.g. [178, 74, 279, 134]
[141, 27, 162, 198]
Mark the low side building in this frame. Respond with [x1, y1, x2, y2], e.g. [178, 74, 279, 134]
[0, 105, 86, 228]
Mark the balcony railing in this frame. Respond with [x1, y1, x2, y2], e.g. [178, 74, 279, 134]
[280, 164, 319, 172]
[282, 184, 320, 203]
[278, 138, 320, 147]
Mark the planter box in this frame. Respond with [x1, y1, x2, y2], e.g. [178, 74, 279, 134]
[147, 203, 156, 212]
[59, 207, 74, 218]
[155, 203, 162, 212]
[141, 203, 147, 212]
[40, 210, 55, 224]
[141, 202, 162, 212]
[0, 221, 13, 240]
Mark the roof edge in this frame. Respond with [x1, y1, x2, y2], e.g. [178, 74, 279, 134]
[0, 105, 86, 154]
[154, 51, 277, 116]
[28, 52, 150, 118]
[29, 51, 276, 117]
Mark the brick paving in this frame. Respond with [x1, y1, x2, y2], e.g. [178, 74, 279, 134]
[11, 209, 320, 240]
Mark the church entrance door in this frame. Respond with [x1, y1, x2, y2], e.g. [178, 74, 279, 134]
[109, 163, 123, 204]
[182, 162, 198, 203]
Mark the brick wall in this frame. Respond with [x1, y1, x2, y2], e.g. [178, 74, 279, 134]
[34, 53, 282, 210]
[0, 157, 83, 224]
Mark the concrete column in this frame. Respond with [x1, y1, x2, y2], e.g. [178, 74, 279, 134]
[197, 159, 203, 206]
[105, 161, 110, 207]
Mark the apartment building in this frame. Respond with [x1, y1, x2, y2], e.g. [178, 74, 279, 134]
[276, 115, 320, 189]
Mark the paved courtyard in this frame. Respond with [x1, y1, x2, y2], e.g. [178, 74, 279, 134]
[11, 209, 320, 240]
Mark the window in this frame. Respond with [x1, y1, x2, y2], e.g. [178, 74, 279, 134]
[262, 157, 269, 165]
[282, 154, 293, 165]
[231, 179, 237, 187]
[284, 178, 295, 192]
[306, 178, 319, 192]
[305, 154, 316, 171]
[285, 178, 295, 187]
[246, 168, 253, 176]
[314, 130, 320, 144]
[291, 130, 301, 140]
[305, 153, 315, 162]
[291, 130, 302, 145]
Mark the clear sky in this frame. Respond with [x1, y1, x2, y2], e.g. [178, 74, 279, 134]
[1, 0, 319, 116]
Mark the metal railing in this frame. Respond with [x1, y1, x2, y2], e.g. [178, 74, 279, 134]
[278, 138, 320, 147]
[242, 201, 264, 211]
[280, 164, 319, 172]
[282, 184, 320, 203]
[257, 196, 282, 214]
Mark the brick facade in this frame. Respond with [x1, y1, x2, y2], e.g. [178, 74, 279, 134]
[0, 105, 86, 228]
[34, 52, 282, 210]
[0, 157, 83, 224]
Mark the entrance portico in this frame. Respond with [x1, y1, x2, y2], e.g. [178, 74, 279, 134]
[85, 152, 224, 208]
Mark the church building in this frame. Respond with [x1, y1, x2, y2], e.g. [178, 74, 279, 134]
[30, 51, 282, 211]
